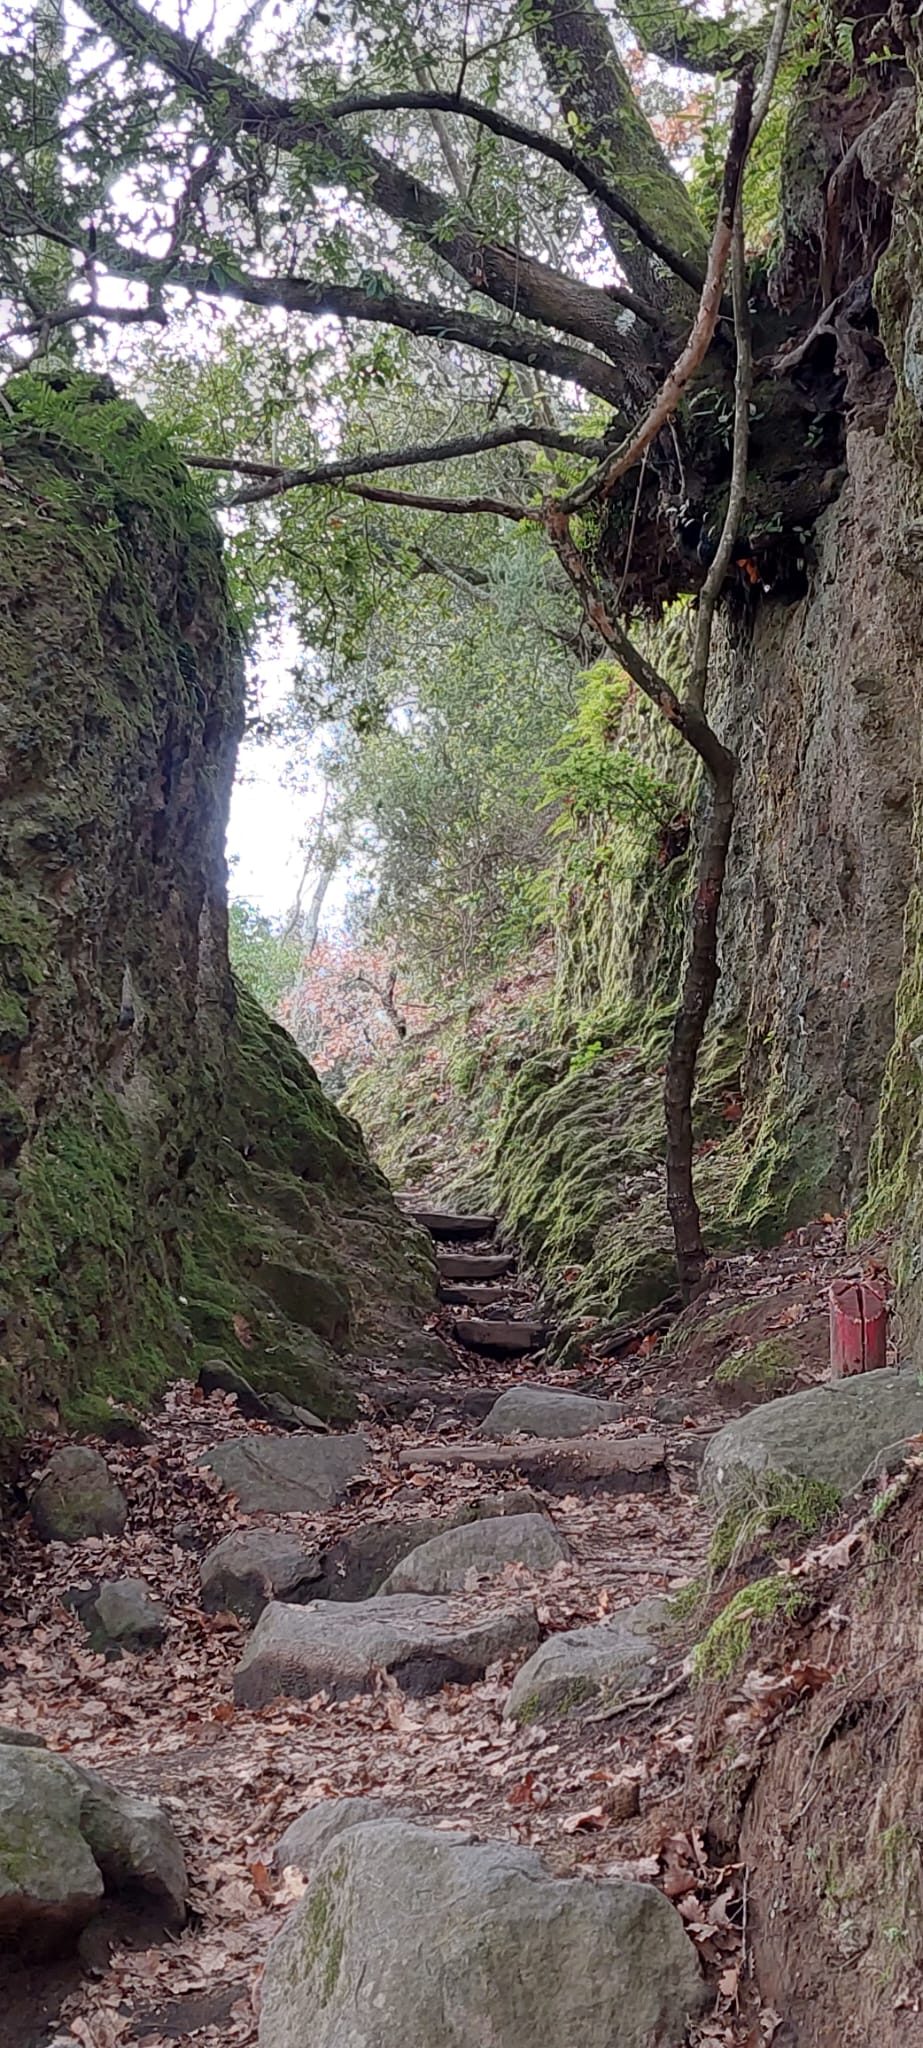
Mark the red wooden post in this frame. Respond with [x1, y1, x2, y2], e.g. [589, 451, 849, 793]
[828, 1281, 887, 1378]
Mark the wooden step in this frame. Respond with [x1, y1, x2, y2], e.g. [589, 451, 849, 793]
[437, 1251, 514, 1281]
[438, 1282, 508, 1308]
[398, 1434, 668, 1498]
[410, 1208, 498, 1241]
[451, 1317, 547, 1356]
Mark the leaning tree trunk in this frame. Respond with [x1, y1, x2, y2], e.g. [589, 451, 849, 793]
[0, 372, 437, 1442]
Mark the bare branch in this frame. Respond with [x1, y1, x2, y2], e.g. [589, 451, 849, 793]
[320, 87, 705, 300]
[185, 422, 607, 507]
[342, 481, 533, 520]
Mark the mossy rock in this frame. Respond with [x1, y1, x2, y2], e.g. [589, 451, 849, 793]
[714, 1336, 799, 1399]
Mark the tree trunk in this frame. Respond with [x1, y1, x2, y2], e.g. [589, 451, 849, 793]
[663, 750, 737, 1293]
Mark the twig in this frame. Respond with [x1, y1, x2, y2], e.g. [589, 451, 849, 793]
[589, 1669, 687, 1723]
[689, 202, 751, 712]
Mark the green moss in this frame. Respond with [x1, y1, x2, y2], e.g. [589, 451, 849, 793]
[692, 1573, 805, 1682]
[666, 1576, 705, 1623]
[708, 1476, 840, 1573]
[714, 1336, 798, 1392]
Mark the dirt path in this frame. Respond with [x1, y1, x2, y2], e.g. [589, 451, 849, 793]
[0, 1208, 879, 2048]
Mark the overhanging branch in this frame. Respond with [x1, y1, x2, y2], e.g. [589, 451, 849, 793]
[185, 422, 607, 507]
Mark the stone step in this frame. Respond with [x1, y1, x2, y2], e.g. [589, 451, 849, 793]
[438, 1282, 508, 1308]
[408, 1209, 498, 1242]
[436, 1251, 515, 1281]
[397, 1433, 668, 1498]
[452, 1317, 547, 1356]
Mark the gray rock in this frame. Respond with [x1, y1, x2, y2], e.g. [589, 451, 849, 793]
[0, 1746, 102, 1953]
[380, 1514, 569, 1595]
[201, 1530, 323, 1622]
[506, 1598, 669, 1724]
[198, 1432, 369, 1513]
[480, 1385, 624, 1439]
[0, 1726, 46, 1749]
[234, 1594, 540, 1708]
[30, 1448, 128, 1544]
[258, 1820, 706, 2048]
[700, 1368, 923, 1509]
[198, 1360, 329, 1433]
[75, 1768, 187, 1925]
[69, 1577, 167, 1656]
[272, 1795, 393, 1875]
[0, 1745, 186, 1957]
[320, 1492, 545, 1602]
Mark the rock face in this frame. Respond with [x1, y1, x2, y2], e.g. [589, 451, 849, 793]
[700, 1370, 923, 1508]
[198, 1433, 369, 1513]
[69, 1577, 167, 1656]
[0, 1742, 186, 1956]
[201, 1531, 323, 1621]
[0, 373, 437, 1442]
[380, 1514, 569, 1594]
[506, 1598, 669, 1723]
[272, 1795, 393, 1876]
[30, 1448, 128, 1544]
[234, 1595, 540, 1707]
[480, 1385, 624, 1438]
[258, 1821, 706, 2048]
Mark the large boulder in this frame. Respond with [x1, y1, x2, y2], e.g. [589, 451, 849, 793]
[258, 1821, 706, 2048]
[68, 1577, 167, 1656]
[29, 1448, 127, 1544]
[234, 1595, 540, 1707]
[201, 1530, 323, 1621]
[700, 1369, 923, 1509]
[198, 1432, 369, 1513]
[319, 1492, 544, 1602]
[272, 1795, 394, 1876]
[479, 1386, 624, 1439]
[0, 1744, 186, 1956]
[380, 1514, 569, 1595]
[506, 1598, 669, 1724]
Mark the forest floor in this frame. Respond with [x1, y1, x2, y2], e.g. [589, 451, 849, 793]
[0, 1212, 893, 2048]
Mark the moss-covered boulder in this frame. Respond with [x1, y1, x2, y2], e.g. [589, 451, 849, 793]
[0, 373, 436, 1440]
[29, 1446, 127, 1543]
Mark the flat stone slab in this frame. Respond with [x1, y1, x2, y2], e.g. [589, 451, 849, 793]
[436, 1251, 514, 1280]
[410, 1209, 497, 1240]
[198, 1432, 368, 1513]
[507, 1597, 669, 1723]
[438, 1283, 508, 1307]
[233, 1594, 540, 1707]
[259, 1820, 706, 2048]
[701, 1368, 923, 1509]
[380, 1514, 570, 1594]
[480, 1386, 625, 1439]
[452, 1318, 547, 1355]
[398, 1434, 668, 1498]
[200, 1531, 323, 1621]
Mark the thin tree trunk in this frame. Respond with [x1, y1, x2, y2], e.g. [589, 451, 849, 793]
[663, 754, 736, 1291]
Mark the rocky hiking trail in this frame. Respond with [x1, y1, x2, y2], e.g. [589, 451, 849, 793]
[2, 1206, 915, 2048]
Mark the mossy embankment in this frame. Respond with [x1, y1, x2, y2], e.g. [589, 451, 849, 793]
[0, 374, 435, 1440]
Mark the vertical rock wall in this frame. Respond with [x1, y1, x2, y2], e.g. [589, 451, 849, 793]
[0, 375, 435, 1438]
